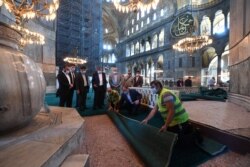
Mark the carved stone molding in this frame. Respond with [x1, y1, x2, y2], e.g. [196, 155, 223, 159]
[0, 23, 21, 46]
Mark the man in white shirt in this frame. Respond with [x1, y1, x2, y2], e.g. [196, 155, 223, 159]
[69, 64, 76, 107]
[76, 66, 89, 111]
[109, 67, 123, 93]
[92, 66, 107, 109]
[57, 64, 73, 107]
[208, 77, 216, 89]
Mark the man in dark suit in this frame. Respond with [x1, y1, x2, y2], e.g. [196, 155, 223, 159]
[133, 70, 143, 87]
[57, 64, 73, 107]
[185, 77, 192, 87]
[76, 66, 89, 111]
[119, 84, 142, 115]
[69, 64, 76, 107]
[92, 66, 107, 109]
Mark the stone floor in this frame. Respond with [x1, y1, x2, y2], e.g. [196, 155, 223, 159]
[183, 100, 250, 166]
[183, 101, 250, 138]
[77, 100, 250, 167]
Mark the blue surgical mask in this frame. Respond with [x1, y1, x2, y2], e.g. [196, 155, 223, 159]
[152, 87, 157, 94]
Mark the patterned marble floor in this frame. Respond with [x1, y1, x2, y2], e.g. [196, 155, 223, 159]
[183, 100, 250, 138]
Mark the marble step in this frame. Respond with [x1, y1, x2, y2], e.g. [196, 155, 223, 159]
[0, 107, 84, 167]
[61, 154, 89, 167]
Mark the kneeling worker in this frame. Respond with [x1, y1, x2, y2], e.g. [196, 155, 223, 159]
[119, 84, 142, 115]
[141, 80, 190, 136]
[107, 88, 120, 112]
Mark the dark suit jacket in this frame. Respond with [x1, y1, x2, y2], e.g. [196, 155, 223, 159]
[75, 73, 89, 93]
[120, 89, 142, 105]
[185, 79, 192, 87]
[133, 76, 143, 87]
[92, 71, 107, 90]
[57, 72, 71, 97]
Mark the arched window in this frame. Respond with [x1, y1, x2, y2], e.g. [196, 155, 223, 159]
[131, 27, 134, 34]
[213, 10, 225, 34]
[140, 42, 145, 53]
[126, 44, 130, 57]
[136, 24, 139, 31]
[141, 21, 144, 28]
[147, 17, 150, 24]
[132, 19, 134, 25]
[137, 12, 140, 20]
[152, 34, 158, 49]
[160, 9, 164, 16]
[153, 13, 156, 20]
[147, 8, 150, 14]
[145, 41, 151, 51]
[108, 54, 112, 63]
[200, 16, 211, 35]
[111, 53, 116, 63]
[135, 42, 140, 54]
[127, 30, 130, 36]
[227, 12, 230, 29]
[141, 10, 145, 18]
[159, 29, 164, 47]
[131, 44, 135, 56]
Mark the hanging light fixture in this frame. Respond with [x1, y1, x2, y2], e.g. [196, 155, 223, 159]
[172, 2, 212, 54]
[112, 0, 160, 13]
[11, 25, 45, 46]
[0, 0, 59, 25]
[0, 0, 59, 46]
[64, 47, 88, 65]
[173, 35, 212, 54]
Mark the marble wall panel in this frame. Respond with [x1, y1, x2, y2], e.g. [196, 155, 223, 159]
[43, 39, 56, 64]
[245, 0, 250, 35]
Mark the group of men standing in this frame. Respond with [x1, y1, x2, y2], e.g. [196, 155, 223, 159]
[57, 64, 196, 144]
[57, 64, 89, 111]
[56, 64, 144, 111]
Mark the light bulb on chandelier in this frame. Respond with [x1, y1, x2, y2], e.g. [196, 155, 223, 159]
[172, 5, 213, 54]
[112, 0, 159, 13]
[0, 0, 59, 46]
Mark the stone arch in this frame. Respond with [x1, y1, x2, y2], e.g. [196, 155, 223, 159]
[202, 47, 217, 68]
[213, 10, 225, 34]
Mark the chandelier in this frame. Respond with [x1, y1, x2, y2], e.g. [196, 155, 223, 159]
[64, 47, 87, 65]
[0, 0, 59, 46]
[11, 25, 45, 46]
[172, 2, 212, 54]
[0, 0, 59, 25]
[113, 0, 159, 13]
[173, 35, 212, 54]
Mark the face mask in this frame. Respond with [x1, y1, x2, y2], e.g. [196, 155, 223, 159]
[152, 87, 158, 94]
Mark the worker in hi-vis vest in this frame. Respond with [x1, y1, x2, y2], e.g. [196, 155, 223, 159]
[141, 80, 191, 136]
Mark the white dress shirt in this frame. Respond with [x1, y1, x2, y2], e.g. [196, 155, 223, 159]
[98, 72, 103, 86]
[63, 71, 71, 85]
[82, 74, 87, 86]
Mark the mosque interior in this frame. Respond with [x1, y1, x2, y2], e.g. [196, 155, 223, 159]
[0, 0, 249, 166]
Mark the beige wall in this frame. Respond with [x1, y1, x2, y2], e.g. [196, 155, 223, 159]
[229, 0, 250, 111]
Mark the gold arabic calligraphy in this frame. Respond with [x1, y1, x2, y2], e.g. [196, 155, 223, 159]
[171, 14, 194, 37]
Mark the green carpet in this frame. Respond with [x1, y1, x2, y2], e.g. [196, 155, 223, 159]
[45, 92, 227, 167]
[108, 109, 227, 167]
